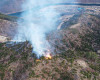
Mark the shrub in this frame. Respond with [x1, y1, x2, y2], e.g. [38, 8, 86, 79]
[0, 72, 5, 80]
[29, 70, 35, 78]
[80, 70, 92, 79]
[0, 13, 18, 22]
[84, 52, 98, 61]
[8, 55, 17, 64]
[58, 72, 74, 80]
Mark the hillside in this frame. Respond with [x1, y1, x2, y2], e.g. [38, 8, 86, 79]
[0, 13, 18, 42]
[0, 8, 100, 80]
[77, 0, 100, 4]
[0, 0, 100, 14]
[0, 0, 24, 14]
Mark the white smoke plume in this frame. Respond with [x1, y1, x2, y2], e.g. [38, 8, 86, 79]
[13, 0, 76, 58]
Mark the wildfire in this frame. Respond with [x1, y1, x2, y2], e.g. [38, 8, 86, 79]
[36, 59, 41, 62]
[44, 49, 52, 60]
[36, 54, 52, 62]
[36, 50, 52, 62]
[45, 53, 52, 60]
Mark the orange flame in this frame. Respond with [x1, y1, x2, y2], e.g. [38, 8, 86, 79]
[45, 53, 52, 60]
[36, 59, 41, 62]
[36, 49, 52, 61]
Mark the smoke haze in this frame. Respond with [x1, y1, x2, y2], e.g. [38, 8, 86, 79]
[14, 0, 76, 58]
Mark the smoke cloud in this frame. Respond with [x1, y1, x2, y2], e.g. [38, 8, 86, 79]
[14, 0, 76, 58]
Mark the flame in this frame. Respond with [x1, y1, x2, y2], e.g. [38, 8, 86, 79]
[36, 49, 52, 61]
[36, 54, 52, 62]
[36, 59, 41, 62]
[44, 49, 52, 60]
[45, 53, 52, 60]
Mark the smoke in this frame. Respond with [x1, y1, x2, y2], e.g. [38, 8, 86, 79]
[0, 0, 8, 7]
[13, 0, 76, 58]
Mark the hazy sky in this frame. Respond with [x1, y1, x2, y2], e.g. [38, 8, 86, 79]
[0, 0, 100, 7]
[0, 0, 100, 14]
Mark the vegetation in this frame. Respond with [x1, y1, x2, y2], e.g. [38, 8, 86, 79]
[0, 64, 6, 80]
[58, 72, 74, 80]
[0, 13, 18, 22]
[29, 70, 35, 78]
[0, 13, 100, 80]
[80, 70, 92, 79]
[61, 14, 81, 29]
